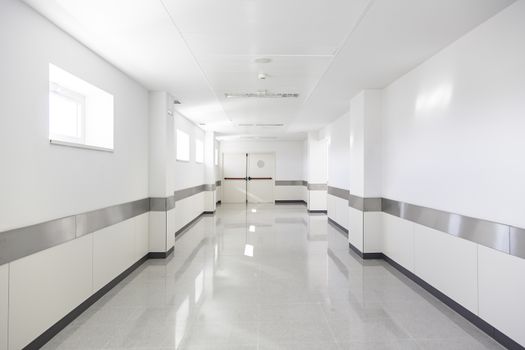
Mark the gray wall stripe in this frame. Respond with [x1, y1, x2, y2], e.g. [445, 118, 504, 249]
[0, 216, 76, 265]
[510, 227, 525, 259]
[76, 198, 150, 236]
[327, 186, 349, 200]
[307, 183, 327, 191]
[0, 184, 218, 265]
[275, 180, 306, 186]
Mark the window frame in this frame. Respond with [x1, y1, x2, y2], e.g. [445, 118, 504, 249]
[176, 129, 191, 162]
[49, 82, 86, 145]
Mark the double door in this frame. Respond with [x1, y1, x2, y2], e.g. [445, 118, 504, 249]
[222, 153, 275, 203]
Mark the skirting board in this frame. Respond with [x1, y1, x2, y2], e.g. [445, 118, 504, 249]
[275, 200, 307, 205]
[352, 246, 524, 350]
[175, 212, 214, 240]
[327, 217, 348, 238]
[148, 246, 174, 259]
[24, 254, 149, 350]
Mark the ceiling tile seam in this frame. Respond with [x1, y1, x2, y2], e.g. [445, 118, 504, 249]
[297, 0, 377, 110]
[158, 0, 231, 123]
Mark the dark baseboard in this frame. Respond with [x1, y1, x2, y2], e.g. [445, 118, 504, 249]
[307, 209, 327, 214]
[352, 249, 524, 350]
[327, 217, 348, 237]
[275, 200, 307, 205]
[24, 254, 149, 350]
[148, 246, 174, 259]
[175, 211, 215, 239]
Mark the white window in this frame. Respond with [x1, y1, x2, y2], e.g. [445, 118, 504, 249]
[176, 129, 190, 161]
[49, 64, 114, 151]
[214, 149, 219, 166]
[195, 139, 204, 163]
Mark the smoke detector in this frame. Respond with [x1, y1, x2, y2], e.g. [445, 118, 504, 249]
[225, 90, 299, 99]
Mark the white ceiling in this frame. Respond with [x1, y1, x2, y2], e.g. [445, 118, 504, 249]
[23, 0, 515, 139]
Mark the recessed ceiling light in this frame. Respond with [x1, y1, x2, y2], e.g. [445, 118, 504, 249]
[254, 57, 271, 64]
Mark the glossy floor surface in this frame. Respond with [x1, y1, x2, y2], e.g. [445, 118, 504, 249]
[44, 204, 504, 349]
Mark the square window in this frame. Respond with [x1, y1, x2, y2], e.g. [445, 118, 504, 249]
[176, 129, 190, 161]
[49, 64, 114, 150]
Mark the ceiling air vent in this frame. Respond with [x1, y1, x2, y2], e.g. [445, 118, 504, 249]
[238, 123, 254, 127]
[225, 90, 299, 99]
[255, 123, 284, 127]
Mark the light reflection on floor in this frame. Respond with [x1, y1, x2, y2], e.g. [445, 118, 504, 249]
[44, 204, 503, 350]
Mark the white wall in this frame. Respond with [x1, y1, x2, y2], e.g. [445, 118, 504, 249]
[322, 112, 350, 190]
[0, 0, 149, 232]
[377, 2, 525, 346]
[220, 140, 305, 180]
[173, 112, 206, 191]
[381, 0, 525, 228]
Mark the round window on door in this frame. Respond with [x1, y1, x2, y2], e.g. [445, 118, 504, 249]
[257, 160, 265, 168]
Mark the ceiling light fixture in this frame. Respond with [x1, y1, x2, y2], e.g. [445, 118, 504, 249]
[258, 72, 268, 80]
[225, 91, 299, 99]
[254, 57, 272, 64]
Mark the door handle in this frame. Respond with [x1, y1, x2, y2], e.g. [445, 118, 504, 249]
[249, 177, 272, 180]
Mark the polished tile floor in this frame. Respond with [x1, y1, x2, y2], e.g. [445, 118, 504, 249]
[44, 204, 504, 349]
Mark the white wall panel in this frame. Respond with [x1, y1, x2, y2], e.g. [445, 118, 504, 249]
[382, 213, 414, 272]
[216, 185, 222, 202]
[335, 197, 349, 230]
[93, 219, 136, 291]
[363, 212, 382, 253]
[9, 235, 93, 350]
[135, 213, 149, 260]
[381, 1, 525, 228]
[479, 245, 525, 346]
[327, 194, 336, 221]
[0, 264, 7, 350]
[149, 212, 167, 253]
[348, 206, 363, 252]
[275, 186, 304, 201]
[308, 191, 327, 211]
[414, 224, 478, 313]
[166, 208, 176, 249]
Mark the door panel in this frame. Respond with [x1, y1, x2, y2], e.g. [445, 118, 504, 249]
[247, 153, 274, 203]
[222, 153, 247, 203]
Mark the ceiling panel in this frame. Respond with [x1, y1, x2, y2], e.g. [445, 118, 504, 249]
[23, 0, 516, 139]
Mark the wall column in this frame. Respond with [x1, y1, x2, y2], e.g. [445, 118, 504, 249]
[348, 90, 382, 254]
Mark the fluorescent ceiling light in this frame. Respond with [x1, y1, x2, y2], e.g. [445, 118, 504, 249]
[249, 225, 256, 232]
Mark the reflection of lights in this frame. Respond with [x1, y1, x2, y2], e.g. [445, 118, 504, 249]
[249, 225, 256, 232]
[244, 244, 254, 257]
[349, 134, 354, 148]
[195, 270, 204, 303]
[175, 297, 189, 349]
[214, 244, 218, 263]
[251, 208, 257, 213]
[415, 84, 453, 112]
